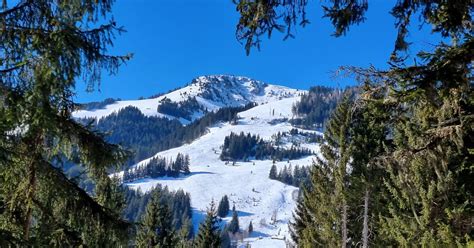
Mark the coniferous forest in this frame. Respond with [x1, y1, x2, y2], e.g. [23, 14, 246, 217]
[220, 132, 313, 161]
[83, 103, 257, 166]
[0, 0, 472, 247]
[269, 163, 311, 188]
[122, 153, 191, 182]
[290, 86, 345, 128]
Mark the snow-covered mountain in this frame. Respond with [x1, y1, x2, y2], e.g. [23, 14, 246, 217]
[75, 75, 321, 247]
[124, 96, 321, 247]
[73, 75, 302, 124]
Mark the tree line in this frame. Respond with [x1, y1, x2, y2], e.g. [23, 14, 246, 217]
[157, 96, 204, 121]
[290, 86, 346, 129]
[269, 163, 310, 188]
[133, 190, 253, 248]
[83, 103, 257, 167]
[81, 106, 183, 166]
[273, 128, 323, 145]
[122, 186, 193, 236]
[220, 132, 313, 161]
[123, 153, 191, 182]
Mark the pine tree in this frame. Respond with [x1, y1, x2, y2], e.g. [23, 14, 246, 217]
[228, 206, 239, 234]
[90, 176, 128, 246]
[291, 97, 353, 246]
[347, 92, 389, 247]
[183, 155, 191, 175]
[195, 201, 221, 248]
[236, 0, 474, 246]
[177, 217, 193, 248]
[269, 163, 278, 180]
[172, 153, 184, 176]
[0, 0, 131, 245]
[369, 41, 474, 246]
[220, 227, 231, 248]
[217, 195, 230, 218]
[248, 221, 253, 234]
[136, 190, 176, 248]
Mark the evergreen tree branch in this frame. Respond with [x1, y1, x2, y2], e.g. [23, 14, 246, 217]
[37, 159, 130, 231]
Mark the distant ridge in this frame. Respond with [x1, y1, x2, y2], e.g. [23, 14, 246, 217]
[73, 75, 303, 123]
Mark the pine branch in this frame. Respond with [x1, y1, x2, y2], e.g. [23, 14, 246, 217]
[38, 159, 130, 231]
[54, 114, 131, 171]
[0, 229, 27, 246]
[31, 199, 83, 246]
[0, 0, 31, 17]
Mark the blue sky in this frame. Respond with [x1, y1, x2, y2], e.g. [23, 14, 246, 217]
[76, 0, 440, 103]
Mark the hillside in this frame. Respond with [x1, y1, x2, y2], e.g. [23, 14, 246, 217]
[73, 75, 331, 247]
[121, 97, 321, 247]
[73, 75, 302, 124]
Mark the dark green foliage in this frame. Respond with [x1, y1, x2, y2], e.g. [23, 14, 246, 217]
[288, 128, 323, 143]
[269, 163, 277, 180]
[242, 0, 473, 246]
[86, 103, 257, 166]
[228, 208, 240, 234]
[157, 96, 204, 121]
[291, 97, 353, 246]
[136, 189, 176, 247]
[220, 228, 231, 248]
[291, 86, 344, 128]
[220, 132, 313, 161]
[270, 164, 310, 187]
[122, 186, 192, 233]
[123, 153, 191, 182]
[290, 27, 474, 248]
[369, 39, 474, 246]
[248, 221, 253, 234]
[234, 0, 472, 58]
[195, 201, 221, 248]
[217, 195, 230, 218]
[85, 106, 183, 166]
[177, 217, 194, 248]
[0, 0, 132, 245]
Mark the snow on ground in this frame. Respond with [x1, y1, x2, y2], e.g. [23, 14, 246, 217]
[125, 96, 321, 247]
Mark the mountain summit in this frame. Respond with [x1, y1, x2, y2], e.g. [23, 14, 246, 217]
[73, 75, 302, 123]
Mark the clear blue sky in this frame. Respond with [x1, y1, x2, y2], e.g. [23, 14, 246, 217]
[76, 0, 440, 103]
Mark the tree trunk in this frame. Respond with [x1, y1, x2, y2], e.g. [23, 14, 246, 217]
[362, 189, 370, 248]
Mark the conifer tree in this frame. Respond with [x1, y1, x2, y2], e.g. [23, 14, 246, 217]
[237, 0, 474, 246]
[248, 221, 253, 234]
[136, 190, 176, 248]
[291, 97, 353, 246]
[90, 176, 129, 246]
[269, 163, 278, 179]
[183, 155, 191, 175]
[172, 153, 184, 176]
[217, 195, 230, 218]
[347, 92, 389, 247]
[220, 227, 231, 248]
[195, 200, 221, 248]
[228, 206, 240, 234]
[366, 41, 474, 246]
[177, 217, 193, 248]
[0, 0, 131, 245]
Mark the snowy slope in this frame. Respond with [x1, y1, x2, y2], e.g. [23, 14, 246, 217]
[124, 96, 321, 247]
[73, 75, 302, 124]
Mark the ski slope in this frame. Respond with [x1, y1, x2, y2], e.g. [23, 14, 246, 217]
[124, 96, 321, 247]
